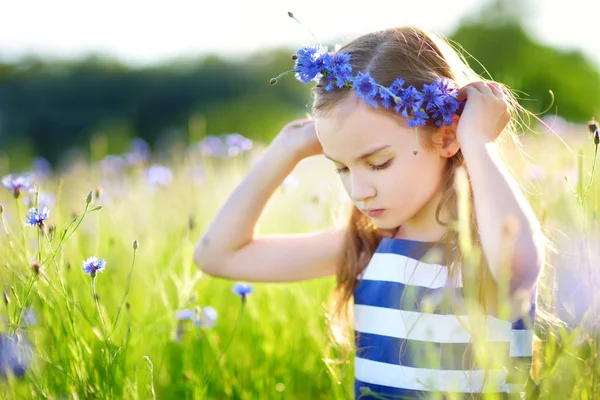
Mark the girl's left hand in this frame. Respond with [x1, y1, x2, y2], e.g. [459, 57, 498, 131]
[455, 81, 511, 145]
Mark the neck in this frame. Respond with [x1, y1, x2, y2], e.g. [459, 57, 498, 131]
[392, 189, 450, 242]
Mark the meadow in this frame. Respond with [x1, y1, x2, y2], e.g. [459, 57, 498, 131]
[0, 119, 599, 400]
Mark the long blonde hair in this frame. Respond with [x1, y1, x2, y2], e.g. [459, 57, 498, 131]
[312, 27, 546, 363]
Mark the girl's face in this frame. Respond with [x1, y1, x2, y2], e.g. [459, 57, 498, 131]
[315, 95, 454, 241]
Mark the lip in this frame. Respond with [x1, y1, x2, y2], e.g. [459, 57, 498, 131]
[363, 209, 385, 217]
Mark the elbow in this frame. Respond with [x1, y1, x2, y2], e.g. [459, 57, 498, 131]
[508, 235, 545, 295]
[193, 236, 217, 275]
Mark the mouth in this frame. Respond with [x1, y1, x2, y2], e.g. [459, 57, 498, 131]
[363, 209, 385, 218]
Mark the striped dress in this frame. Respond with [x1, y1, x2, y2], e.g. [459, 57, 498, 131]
[353, 238, 536, 399]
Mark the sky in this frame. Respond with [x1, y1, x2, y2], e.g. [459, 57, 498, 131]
[0, 0, 599, 68]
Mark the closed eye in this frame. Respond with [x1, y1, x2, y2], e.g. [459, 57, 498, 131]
[335, 159, 394, 174]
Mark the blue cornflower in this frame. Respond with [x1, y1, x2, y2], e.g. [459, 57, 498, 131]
[2, 175, 34, 199]
[378, 87, 393, 109]
[224, 133, 253, 157]
[431, 96, 461, 127]
[232, 282, 253, 303]
[146, 165, 173, 188]
[396, 86, 424, 117]
[407, 110, 428, 128]
[176, 307, 218, 329]
[24, 207, 49, 228]
[82, 256, 106, 277]
[0, 333, 33, 378]
[352, 72, 379, 108]
[389, 78, 405, 93]
[323, 52, 353, 91]
[294, 45, 329, 84]
[434, 77, 458, 97]
[421, 82, 444, 111]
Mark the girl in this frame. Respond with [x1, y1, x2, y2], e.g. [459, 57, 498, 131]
[194, 26, 545, 399]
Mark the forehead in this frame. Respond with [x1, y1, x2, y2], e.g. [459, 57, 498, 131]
[315, 96, 410, 161]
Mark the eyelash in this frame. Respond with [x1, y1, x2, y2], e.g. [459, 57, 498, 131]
[335, 159, 394, 174]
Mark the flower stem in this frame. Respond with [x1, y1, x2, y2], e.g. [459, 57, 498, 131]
[111, 246, 137, 336]
[582, 142, 598, 207]
[203, 302, 245, 385]
[92, 276, 106, 330]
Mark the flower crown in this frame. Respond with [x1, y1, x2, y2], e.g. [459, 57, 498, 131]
[271, 44, 465, 130]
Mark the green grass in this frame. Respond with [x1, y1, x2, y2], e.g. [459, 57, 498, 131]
[0, 125, 599, 399]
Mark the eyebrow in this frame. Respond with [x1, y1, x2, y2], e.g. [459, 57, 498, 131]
[323, 145, 391, 164]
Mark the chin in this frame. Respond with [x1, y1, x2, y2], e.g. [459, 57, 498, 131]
[371, 219, 402, 231]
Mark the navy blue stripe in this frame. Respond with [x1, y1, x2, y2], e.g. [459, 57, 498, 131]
[355, 379, 524, 399]
[511, 303, 536, 330]
[354, 280, 537, 329]
[356, 332, 509, 370]
[354, 280, 463, 314]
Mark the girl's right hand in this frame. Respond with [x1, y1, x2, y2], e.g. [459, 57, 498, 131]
[274, 118, 323, 160]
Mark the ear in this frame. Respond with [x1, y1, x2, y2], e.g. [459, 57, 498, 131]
[433, 114, 461, 158]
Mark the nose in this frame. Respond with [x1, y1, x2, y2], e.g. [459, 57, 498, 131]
[349, 172, 377, 203]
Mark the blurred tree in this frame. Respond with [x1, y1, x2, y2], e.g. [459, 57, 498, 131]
[449, 0, 600, 122]
[0, 1, 598, 166]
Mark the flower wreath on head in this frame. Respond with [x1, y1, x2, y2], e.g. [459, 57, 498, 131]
[270, 27, 466, 154]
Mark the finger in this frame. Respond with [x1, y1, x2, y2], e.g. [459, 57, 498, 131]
[457, 84, 479, 101]
[487, 82, 506, 100]
[286, 119, 312, 129]
[471, 81, 494, 96]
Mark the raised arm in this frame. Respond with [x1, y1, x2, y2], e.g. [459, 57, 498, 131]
[193, 119, 345, 283]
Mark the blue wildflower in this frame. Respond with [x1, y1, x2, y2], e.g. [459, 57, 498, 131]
[407, 110, 428, 128]
[198, 136, 227, 158]
[294, 45, 329, 84]
[2, 175, 34, 199]
[434, 77, 458, 97]
[421, 82, 444, 111]
[232, 282, 253, 303]
[224, 133, 253, 157]
[389, 78, 405, 93]
[125, 137, 151, 166]
[176, 309, 196, 321]
[378, 87, 393, 109]
[176, 306, 217, 329]
[0, 333, 33, 379]
[146, 165, 173, 188]
[24, 207, 49, 228]
[323, 52, 353, 91]
[82, 256, 106, 277]
[32, 157, 52, 182]
[396, 86, 424, 118]
[431, 96, 461, 127]
[352, 72, 380, 108]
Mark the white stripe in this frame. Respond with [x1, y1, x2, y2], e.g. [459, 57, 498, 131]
[361, 253, 462, 288]
[354, 304, 512, 343]
[510, 330, 534, 357]
[355, 357, 517, 393]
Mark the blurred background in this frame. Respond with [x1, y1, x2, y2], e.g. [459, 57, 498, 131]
[0, 0, 599, 170]
[0, 1, 599, 398]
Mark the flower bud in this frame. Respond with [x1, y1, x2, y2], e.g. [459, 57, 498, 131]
[291, 54, 298, 61]
[594, 130, 599, 146]
[269, 78, 277, 85]
[32, 263, 43, 275]
[86, 191, 93, 205]
[0, 204, 3, 214]
[94, 186, 103, 200]
[133, 240, 139, 250]
[287, 11, 294, 18]
[3, 291, 8, 305]
[588, 117, 598, 134]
